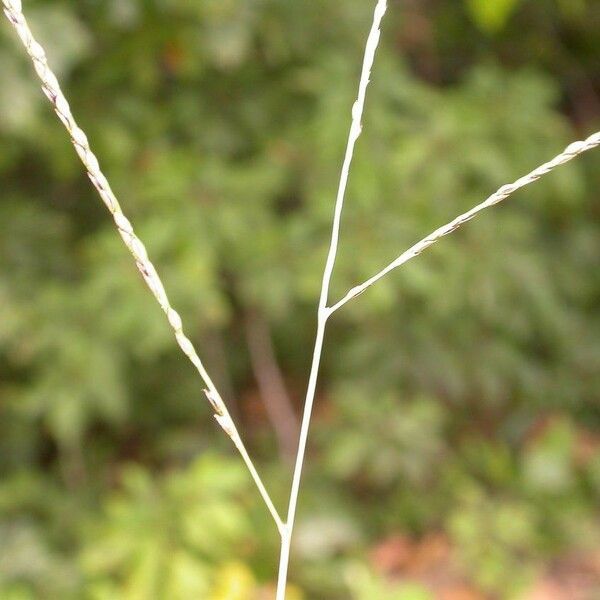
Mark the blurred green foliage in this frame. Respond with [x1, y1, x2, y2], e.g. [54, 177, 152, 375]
[0, 0, 599, 598]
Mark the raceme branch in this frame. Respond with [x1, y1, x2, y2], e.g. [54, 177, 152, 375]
[276, 1, 388, 598]
[5, 0, 600, 595]
[1, 0, 283, 534]
[329, 131, 600, 314]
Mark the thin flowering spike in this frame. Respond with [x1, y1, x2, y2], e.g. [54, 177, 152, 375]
[2, 0, 283, 533]
[329, 130, 600, 314]
[6, 0, 599, 594]
[276, 2, 388, 598]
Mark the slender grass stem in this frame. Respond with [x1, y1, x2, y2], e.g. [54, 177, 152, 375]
[276, 2, 388, 597]
[6, 0, 599, 596]
[329, 131, 600, 314]
[2, 0, 283, 531]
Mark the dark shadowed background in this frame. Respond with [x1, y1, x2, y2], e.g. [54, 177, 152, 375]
[1, 0, 599, 598]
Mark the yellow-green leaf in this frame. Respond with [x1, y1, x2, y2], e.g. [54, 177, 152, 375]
[466, 0, 520, 33]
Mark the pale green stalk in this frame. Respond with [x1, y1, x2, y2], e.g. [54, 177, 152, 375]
[2, 0, 283, 534]
[276, 2, 388, 597]
[329, 131, 600, 314]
